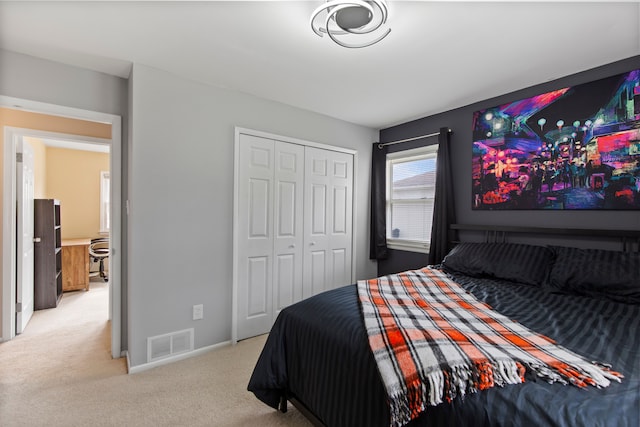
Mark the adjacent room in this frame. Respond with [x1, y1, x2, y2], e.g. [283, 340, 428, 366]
[0, 1, 638, 426]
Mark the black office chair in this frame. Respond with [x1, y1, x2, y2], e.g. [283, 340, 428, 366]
[89, 238, 109, 282]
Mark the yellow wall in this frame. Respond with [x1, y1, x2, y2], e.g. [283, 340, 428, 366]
[0, 107, 112, 138]
[45, 147, 110, 239]
[23, 137, 47, 199]
[0, 106, 111, 211]
[20, 136, 109, 238]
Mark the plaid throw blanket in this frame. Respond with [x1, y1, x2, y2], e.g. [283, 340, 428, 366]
[358, 267, 622, 427]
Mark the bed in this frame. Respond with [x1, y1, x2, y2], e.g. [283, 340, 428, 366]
[248, 225, 640, 427]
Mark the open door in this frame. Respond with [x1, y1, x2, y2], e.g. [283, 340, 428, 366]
[16, 138, 35, 334]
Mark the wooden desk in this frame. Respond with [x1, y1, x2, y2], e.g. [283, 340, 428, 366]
[61, 238, 90, 292]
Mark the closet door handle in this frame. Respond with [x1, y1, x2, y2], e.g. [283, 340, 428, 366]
[310, 241, 316, 246]
[33, 237, 41, 243]
[289, 244, 295, 249]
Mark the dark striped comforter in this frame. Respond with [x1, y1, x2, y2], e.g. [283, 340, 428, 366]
[248, 273, 640, 427]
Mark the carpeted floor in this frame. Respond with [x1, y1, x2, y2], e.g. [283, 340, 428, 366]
[0, 280, 310, 426]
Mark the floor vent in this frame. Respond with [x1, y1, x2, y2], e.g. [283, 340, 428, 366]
[147, 328, 194, 363]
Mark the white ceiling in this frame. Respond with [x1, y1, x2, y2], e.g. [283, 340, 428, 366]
[1, 1, 639, 129]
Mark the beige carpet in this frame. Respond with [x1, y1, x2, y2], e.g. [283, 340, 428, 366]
[0, 281, 311, 427]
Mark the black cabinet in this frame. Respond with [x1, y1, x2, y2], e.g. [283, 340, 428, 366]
[34, 199, 63, 310]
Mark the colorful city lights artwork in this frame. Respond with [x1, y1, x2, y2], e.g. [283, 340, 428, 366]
[472, 68, 640, 210]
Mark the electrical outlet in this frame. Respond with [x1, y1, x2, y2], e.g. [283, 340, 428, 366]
[193, 304, 203, 320]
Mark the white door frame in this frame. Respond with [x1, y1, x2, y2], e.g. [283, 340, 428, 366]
[0, 96, 123, 359]
[15, 137, 35, 334]
[231, 127, 357, 344]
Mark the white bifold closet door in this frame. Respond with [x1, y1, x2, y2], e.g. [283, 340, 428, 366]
[302, 146, 353, 299]
[236, 133, 353, 341]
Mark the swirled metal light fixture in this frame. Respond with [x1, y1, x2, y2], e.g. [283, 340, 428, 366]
[310, 0, 390, 48]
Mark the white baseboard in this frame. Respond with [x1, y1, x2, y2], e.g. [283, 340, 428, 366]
[126, 341, 231, 374]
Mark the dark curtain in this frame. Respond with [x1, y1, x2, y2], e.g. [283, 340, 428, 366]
[369, 143, 388, 260]
[428, 127, 456, 265]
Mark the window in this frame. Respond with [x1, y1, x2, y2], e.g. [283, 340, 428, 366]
[100, 171, 110, 233]
[386, 145, 438, 253]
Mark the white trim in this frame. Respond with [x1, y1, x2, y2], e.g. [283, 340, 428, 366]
[231, 129, 240, 345]
[18, 129, 111, 147]
[235, 127, 357, 156]
[0, 96, 122, 360]
[232, 126, 358, 344]
[387, 240, 430, 254]
[99, 170, 110, 233]
[40, 137, 110, 153]
[385, 145, 438, 254]
[127, 340, 231, 374]
[351, 150, 358, 285]
[4, 128, 111, 147]
[386, 144, 438, 160]
[108, 115, 122, 360]
[0, 96, 115, 124]
[1, 129, 18, 341]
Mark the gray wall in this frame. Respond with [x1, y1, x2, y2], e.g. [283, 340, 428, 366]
[379, 55, 640, 275]
[128, 64, 377, 367]
[0, 49, 129, 349]
[0, 50, 127, 117]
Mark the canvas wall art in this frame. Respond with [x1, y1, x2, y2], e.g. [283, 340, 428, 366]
[472, 69, 640, 210]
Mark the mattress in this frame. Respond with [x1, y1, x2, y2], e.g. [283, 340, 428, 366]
[248, 272, 640, 427]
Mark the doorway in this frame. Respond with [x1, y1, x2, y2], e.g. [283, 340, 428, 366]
[23, 135, 111, 332]
[1, 97, 122, 359]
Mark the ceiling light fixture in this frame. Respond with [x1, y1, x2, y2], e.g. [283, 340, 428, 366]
[310, 0, 391, 48]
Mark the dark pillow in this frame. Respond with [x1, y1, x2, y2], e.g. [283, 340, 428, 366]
[548, 246, 640, 304]
[441, 242, 554, 286]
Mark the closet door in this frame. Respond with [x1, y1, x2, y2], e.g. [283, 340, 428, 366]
[237, 135, 305, 340]
[303, 147, 353, 299]
[235, 132, 354, 341]
[272, 142, 304, 316]
[237, 134, 275, 340]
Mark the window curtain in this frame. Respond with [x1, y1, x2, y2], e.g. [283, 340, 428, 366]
[369, 142, 388, 260]
[428, 127, 456, 265]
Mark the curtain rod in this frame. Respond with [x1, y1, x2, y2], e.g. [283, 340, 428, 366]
[376, 128, 451, 149]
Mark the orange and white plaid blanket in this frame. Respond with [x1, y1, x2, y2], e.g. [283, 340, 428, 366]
[358, 267, 622, 427]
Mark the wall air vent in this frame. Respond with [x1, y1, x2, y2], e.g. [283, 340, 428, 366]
[147, 328, 194, 363]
